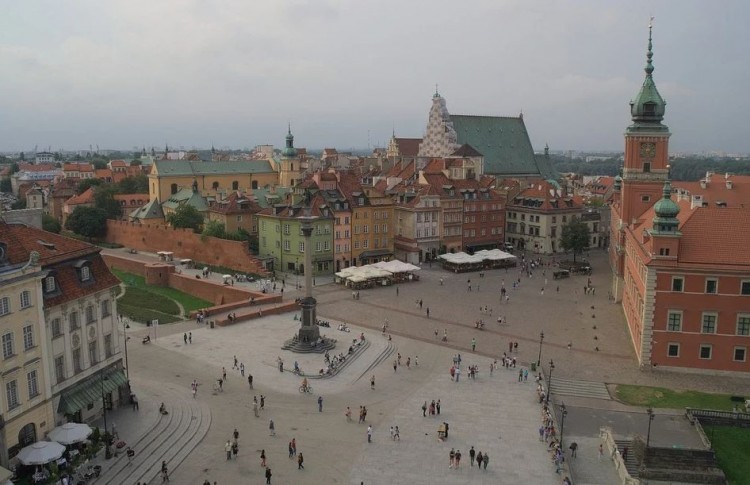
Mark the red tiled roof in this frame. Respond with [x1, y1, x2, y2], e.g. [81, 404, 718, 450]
[209, 192, 262, 214]
[113, 193, 150, 203]
[95, 168, 113, 179]
[509, 180, 583, 211]
[19, 163, 56, 172]
[63, 162, 94, 172]
[65, 187, 95, 206]
[110, 160, 127, 167]
[394, 138, 422, 157]
[673, 174, 750, 208]
[677, 207, 750, 266]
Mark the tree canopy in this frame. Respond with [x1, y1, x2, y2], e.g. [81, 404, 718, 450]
[166, 204, 204, 232]
[77, 178, 103, 194]
[42, 214, 62, 234]
[202, 220, 226, 238]
[560, 218, 590, 262]
[93, 185, 122, 219]
[65, 206, 108, 239]
[117, 175, 148, 194]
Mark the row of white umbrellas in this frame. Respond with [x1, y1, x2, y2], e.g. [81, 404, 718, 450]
[17, 423, 93, 466]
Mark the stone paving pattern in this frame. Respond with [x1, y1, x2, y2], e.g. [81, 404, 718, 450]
[96, 248, 750, 484]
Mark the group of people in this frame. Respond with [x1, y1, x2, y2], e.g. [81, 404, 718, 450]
[449, 447, 489, 470]
[195, 309, 209, 324]
[421, 399, 442, 417]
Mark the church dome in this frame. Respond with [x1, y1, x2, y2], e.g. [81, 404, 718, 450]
[653, 181, 679, 218]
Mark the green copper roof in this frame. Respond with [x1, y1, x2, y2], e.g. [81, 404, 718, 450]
[162, 187, 208, 212]
[629, 24, 668, 132]
[653, 179, 680, 219]
[153, 160, 275, 176]
[282, 125, 297, 158]
[451, 115, 556, 178]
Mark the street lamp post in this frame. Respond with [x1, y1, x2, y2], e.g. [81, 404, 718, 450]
[646, 407, 655, 448]
[537, 331, 545, 367]
[296, 257, 300, 289]
[559, 402, 568, 448]
[122, 320, 130, 380]
[546, 360, 555, 405]
[100, 370, 111, 459]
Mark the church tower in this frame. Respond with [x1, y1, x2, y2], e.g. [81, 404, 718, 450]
[620, 22, 671, 225]
[279, 124, 301, 187]
[417, 88, 458, 160]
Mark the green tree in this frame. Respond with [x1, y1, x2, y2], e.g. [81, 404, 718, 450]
[130, 159, 142, 167]
[65, 206, 108, 239]
[11, 162, 19, 173]
[77, 178, 103, 194]
[0, 178, 11, 193]
[166, 204, 203, 232]
[42, 214, 62, 233]
[94, 186, 122, 219]
[92, 160, 107, 170]
[117, 175, 148, 194]
[11, 198, 26, 210]
[560, 217, 590, 262]
[19, 152, 25, 161]
[202, 220, 226, 238]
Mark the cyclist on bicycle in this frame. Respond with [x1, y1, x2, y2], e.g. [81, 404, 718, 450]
[301, 377, 308, 391]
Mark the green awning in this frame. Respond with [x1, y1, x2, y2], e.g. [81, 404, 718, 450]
[58, 367, 128, 415]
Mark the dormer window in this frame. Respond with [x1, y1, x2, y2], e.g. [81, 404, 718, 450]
[44, 276, 56, 293]
[81, 266, 91, 281]
[74, 260, 93, 283]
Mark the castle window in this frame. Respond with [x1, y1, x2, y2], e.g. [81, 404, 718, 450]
[734, 347, 747, 362]
[699, 344, 712, 360]
[212, 181, 220, 190]
[643, 162, 651, 173]
[705, 278, 718, 294]
[232, 181, 239, 190]
[671, 277, 684, 292]
[252, 181, 258, 190]
[667, 311, 682, 332]
[170, 184, 178, 195]
[667, 343, 679, 357]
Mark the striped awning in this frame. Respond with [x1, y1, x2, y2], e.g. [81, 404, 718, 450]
[57, 367, 128, 415]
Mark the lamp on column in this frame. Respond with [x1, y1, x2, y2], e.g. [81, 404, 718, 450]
[537, 331, 545, 367]
[546, 359, 555, 405]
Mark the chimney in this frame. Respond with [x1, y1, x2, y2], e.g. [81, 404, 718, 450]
[700, 180, 707, 189]
[726, 180, 733, 189]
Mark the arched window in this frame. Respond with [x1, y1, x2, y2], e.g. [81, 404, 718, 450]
[18, 423, 36, 448]
[212, 181, 220, 190]
[291, 163, 294, 171]
[251, 181, 258, 190]
[232, 181, 239, 191]
[170, 183, 178, 195]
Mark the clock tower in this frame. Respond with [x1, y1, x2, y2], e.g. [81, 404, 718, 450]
[620, 22, 671, 225]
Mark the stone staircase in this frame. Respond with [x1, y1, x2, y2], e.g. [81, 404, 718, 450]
[90, 386, 212, 485]
[614, 439, 640, 478]
[549, 377, 611, 400]
[356, 341, 396, 382]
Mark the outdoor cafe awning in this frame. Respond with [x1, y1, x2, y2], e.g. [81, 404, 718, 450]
[57, 367, 128, 415]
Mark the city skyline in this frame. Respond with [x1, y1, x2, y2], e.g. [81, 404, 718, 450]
[2, 0, 749, 153]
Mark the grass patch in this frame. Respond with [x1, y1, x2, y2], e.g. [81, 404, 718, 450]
[614, 384, 737, 411]
[113, 269, 211, 313]
[118, 286, 180, 315]
[703, 426, 750, 484]
[116, 302, 180, 325]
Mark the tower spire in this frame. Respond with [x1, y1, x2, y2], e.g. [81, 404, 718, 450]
[645, 17, 655, 76]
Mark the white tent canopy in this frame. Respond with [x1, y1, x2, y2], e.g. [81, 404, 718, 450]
[439, 250, 516, 265]
[17, 441, 65, 465]
[47, 422, 93, 445]
[371, 260, 420, 273]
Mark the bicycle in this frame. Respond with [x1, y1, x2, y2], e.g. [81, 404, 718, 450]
[299, 385, 313, 394]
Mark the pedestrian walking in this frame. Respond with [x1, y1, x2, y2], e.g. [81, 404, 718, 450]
[449, 448, 455, 469]
[222, 367, 227, 381]
[188, 332, 192, 343]
[476, 451, 483, 469]
[288, 441, 294, 458]
[455, 367, 461, 382]
[346, 406, 352, 421]
[184, 333, 187, 344]
[248, 374, 253, 389]
[393, 360, 397, 372]
[390, 426, 395, 440]
[233, 356, 238, 369]
[455, 450, 462, 469]
[471, 338, 476, 352]
[469, 446, 476, 466]
[394, 426, 400, 441]
[599, 443, 604, 461]
[291, 437, 296, 456]
[260, 449, 266, 468]
[233, 428, 239, 441]
[253, 401, 259, 417]
[367, 425, 372, 443]
[406, 357, 411, 369]
[260, 395, 266, 410]
[269, 419, 275, 436]
[240, 363, 245, 376]
[569, 442, 578, 458]
[370, 375, 375, 390]
[161, 461, 169, 482]
[422, 401, 427, 417]
[297, 452, 304, 469]
[415, 355, 419, 366]
[225, 440, 232, 460]
[265, 467, 272, 484]
[317, 395, 323, 412]
[426, 307, 430, 318]
[482, 452, 489, 470]
[232, 440, 238, 459]
[436, 399, 441, 415]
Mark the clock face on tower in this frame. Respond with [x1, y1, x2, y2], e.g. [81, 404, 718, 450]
[640, 142, 656, 159]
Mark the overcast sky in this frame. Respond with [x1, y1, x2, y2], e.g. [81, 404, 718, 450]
[1, 0, 748, 154]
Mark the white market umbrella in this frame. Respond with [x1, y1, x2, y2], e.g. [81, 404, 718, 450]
[16, 441, 65, 465]
[48, 422, 93, 445]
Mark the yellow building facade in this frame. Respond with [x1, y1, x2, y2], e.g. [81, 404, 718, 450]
[0, 259, 55, 467]
[148, 160, 280, 202]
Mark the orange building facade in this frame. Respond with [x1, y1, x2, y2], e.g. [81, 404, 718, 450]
[610, 25, 750, 375]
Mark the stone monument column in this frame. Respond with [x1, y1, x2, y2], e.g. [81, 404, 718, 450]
[297, 215, 320, 343]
